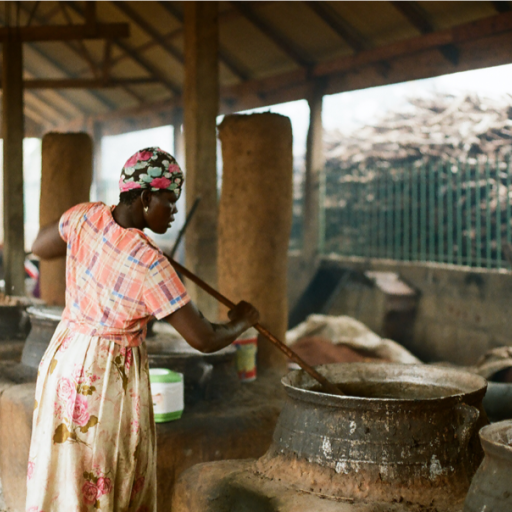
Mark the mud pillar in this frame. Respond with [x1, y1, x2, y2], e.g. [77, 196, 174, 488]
[218, 114, 293, 372]
[2, 37, 25, 296]
[302, 82, 325, 267]
[184, 1, 219, 319]
[39, 133, 93, 306]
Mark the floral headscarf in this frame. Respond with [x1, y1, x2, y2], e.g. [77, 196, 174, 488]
[119, 147, 184, 198]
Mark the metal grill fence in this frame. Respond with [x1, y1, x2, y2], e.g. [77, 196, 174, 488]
[320, 157, 512, 270]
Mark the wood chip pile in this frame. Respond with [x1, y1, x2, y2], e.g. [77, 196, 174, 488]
[317, 94, 512, 265]
[325, 93, 512, 170]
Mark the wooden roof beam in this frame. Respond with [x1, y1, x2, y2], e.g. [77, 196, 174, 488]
[58, 2, 100, 79]
[21, 78, 159, 89]
[0, 21, 129, 42]
[24, 90, 72, 123]
[157, 1, 251, 81]
[0, 6, 114, 118]
[492, 2, 512, 13]
[222, 10, 512, 103]
[25, 41, 117, 112]
[390, 1, 459, 65]
[67, 1, 181, 96]
[230, 1, 315, 69]
[77, 10, 512, 134]
[18, 2, 119, 111]
[113, 1, 184, 65]
[305, 1, 371, 52]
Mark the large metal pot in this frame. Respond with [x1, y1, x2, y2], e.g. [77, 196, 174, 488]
[21, 306, 63, 368]
[256, 363, 488, 510]
[463, 420, 512, 512]
[146, 335, 238, 405]
[0, 298, 33, 340]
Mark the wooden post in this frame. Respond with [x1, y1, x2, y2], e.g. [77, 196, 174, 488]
[2, 35, 26, 296]
[184, 1, 219, 319]
[302, 81, 325, 267]
[92, 120, 103, 201]
[172, 107, 184, 165]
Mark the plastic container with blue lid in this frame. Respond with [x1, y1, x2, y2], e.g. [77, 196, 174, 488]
[149, 368, 184, 422]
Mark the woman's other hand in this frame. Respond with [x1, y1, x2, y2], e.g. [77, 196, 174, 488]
[228, 301, 260, 329]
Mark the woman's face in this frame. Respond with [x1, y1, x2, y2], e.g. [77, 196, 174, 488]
[145, 190, 179, 234]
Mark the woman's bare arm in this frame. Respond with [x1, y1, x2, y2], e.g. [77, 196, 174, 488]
[31, 221, 67, 260]
[164, 300, 259, 354]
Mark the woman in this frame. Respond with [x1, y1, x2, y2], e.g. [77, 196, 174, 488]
[26, 147, 259, 512]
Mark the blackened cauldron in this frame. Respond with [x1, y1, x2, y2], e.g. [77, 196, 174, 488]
[256, 363, 488, 511]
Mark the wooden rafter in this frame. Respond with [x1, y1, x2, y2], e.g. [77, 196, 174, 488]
[157, 1, 251, 81]
[20, 78, 159, 88]
[492, 2, 512, 13]
[390, 1, 459, 64]
[67, 1, 181, 96]
[72, 27, 183, 76]
[0, 12, 94, 119]
[230, 1, 315, 68]
[102, 39, 112, 82]
[58, 2, 99, 78]
[25, 1, 40, 27]
[25, 89, 78, 122]
[221, 10, 512, 105]
[18, 2, 120, 111]
[0, 21, 128, 42]
[22, 79, 73, 122]
[305, 1, 371, 52]
[25, 41, 117, 111]
[113, 1, 184, 65]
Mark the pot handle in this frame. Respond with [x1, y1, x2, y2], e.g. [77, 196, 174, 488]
[455, 403, 480, 451]
[20, 310, 31, 337]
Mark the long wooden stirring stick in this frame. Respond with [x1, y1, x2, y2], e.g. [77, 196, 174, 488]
[167, 256, 344, 397]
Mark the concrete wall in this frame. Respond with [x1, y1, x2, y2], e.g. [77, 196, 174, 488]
[288, 253, 512, 366]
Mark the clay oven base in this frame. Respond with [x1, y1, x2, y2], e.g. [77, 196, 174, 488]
[172, 459, 463, 512]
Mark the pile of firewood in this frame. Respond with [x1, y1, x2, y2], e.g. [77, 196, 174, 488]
[317, 94, 512, 265]
[325, 93, 512, 169]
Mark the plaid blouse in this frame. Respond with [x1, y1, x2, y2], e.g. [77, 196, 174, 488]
[59, 202, 190, 347]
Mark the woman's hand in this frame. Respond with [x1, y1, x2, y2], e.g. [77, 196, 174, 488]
[165, 300, 260, 354]
[228, 301, 260, 329]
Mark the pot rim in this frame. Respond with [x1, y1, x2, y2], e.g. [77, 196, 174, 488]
[282, 362, 487, 408]
[479, 420, 512, 462]
[27, 305, 64, 321]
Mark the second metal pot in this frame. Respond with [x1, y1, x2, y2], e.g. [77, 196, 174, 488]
[464, 420, 512, 512]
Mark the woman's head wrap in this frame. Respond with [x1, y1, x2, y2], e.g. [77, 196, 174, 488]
[119, 147, 184, 198]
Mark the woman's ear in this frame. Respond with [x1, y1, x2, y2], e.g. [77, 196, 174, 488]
[140, 190, 151, 209]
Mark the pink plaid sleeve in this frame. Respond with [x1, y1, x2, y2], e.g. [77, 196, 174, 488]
[143, 253, 190, 319]
[59, 202, 94, 242]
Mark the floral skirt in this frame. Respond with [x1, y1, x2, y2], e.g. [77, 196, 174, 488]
[26, 322, 156, 512]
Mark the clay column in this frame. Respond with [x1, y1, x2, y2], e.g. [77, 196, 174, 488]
[184, 1, 219, 319]
[2, 35, 25, 296]
[218, 114, 294, 372]
[302, 81, 325, 268]
[39, 133, 93, 305]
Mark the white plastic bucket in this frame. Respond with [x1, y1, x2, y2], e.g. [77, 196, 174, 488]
[149, 368, 184, 422]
